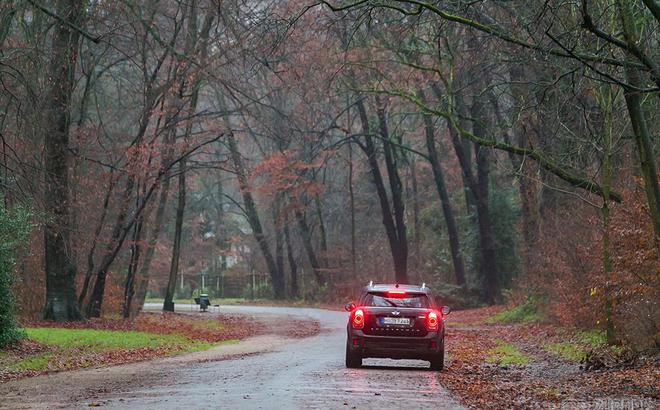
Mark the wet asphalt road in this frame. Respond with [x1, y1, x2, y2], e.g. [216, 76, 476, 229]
[108, 304, 464, 409]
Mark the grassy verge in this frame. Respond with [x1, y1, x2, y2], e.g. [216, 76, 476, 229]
[26, 328, 213, 352]
[485, 339, 530, 365]
[439, 307, 657, 409]
[0, 327, 225, 376]
[9, 353, 52, 371]
[486, 298, 543, 324]
[1, 311, 256, 383]
[544, 329, 623, 361]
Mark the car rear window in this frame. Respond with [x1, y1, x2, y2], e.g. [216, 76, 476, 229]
[363, 292, 430, 308]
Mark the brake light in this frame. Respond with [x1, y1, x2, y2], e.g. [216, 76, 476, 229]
[427, 311, 439, 331]
[386, 290, 407, 298]
[352, 309, 365, 329]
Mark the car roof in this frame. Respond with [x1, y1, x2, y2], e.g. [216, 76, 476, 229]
[362, 283, 431, 294]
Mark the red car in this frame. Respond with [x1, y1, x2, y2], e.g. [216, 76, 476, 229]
[344, 283, 450, 370]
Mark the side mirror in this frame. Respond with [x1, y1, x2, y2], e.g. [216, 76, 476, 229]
[345, 302, 356, 312]
[441, 306, 451, 316]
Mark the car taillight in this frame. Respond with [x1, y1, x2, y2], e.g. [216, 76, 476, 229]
[427, 311, 439, 331]
[386, 290, 407, 298]
[352, 309, 365, 329]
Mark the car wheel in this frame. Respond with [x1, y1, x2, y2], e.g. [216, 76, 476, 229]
[429, 340, 445, 371]
[345, 340, 362, 368]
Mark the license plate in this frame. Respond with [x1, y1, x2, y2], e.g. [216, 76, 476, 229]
[381, 317, 410, 325]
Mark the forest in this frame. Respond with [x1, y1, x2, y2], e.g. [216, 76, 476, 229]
[0, 0, 657, 355]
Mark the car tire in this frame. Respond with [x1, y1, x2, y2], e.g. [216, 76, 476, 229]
[345, 340, 362, 368]
[429, 340, 445, 371]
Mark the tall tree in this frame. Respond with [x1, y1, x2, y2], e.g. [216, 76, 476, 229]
[355, 96, 409, 284]
[419, 94, 466, 286]
[163, 159, 186, 311]
[42, 0, 85, 321]
[226, 131, 286, 298]
[164, 4, 214, 311]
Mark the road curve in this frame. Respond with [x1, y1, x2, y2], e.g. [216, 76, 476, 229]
[2, 305, 464, 409]
[128, 304, 463, 409]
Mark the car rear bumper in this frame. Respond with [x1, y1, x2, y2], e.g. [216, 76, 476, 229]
[348, 329, 443, 360]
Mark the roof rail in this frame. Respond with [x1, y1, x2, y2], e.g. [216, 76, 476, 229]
[368, 280, 373, 287]
[421, 282, 426, 289]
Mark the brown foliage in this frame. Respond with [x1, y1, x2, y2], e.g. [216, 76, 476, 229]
[442, 308, 659, 409]
[513, 186, 658, 350]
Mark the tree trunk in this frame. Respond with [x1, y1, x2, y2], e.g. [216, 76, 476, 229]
[445, 83, 501, 303]
[375, 97, 409, 283]
[421, 106, 466, 286]
[42, 0, 85, 321]
[132, 174, 170, 316]
[598, 85, 616, 344]
[284, 216, 298, 298]
[163, 160, 186, 312]
[409, 159, 421, 271]
[227, 132, 285, 298]
[84, 72, 164, 317]
[348, 142, 357, 277]
[202, 138, 230, 300]
[507, 66, 543, 276]
[618, 0, 660, 244]
[315, 195, 329, 269]
[86, 176, 135, 317]
[434, 83, 476, 216]
[296, 209, 324, 284]
[130, 89, 178, 316]
[78, 173, 115, 307]
[355, 97, 409, 284]
[622, 70, 660, 243]
[273, 195, 285, 285]
[214, 174, 229, 272]
[164, 7, 215, 311]
[471, 98, 500, 304]
[122, 191, 145, 318]
[0, 3, 16, 48]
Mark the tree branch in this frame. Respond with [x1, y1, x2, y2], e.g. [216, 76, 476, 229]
[317, 0, 646, 70]
[372, 88, 623, 202]
[27, 0, 101, 44]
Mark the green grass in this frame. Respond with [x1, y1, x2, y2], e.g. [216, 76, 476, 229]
[486, 339, 530, 365]
[1, 325, 241, 376]
[26, 328, 211, 352]
[487, 298, 544, 324]
[544, 329, 615, 361]
[545, 342, 585, 361]
[9, 353, 52, 371]
[576, 329, 606, 348]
